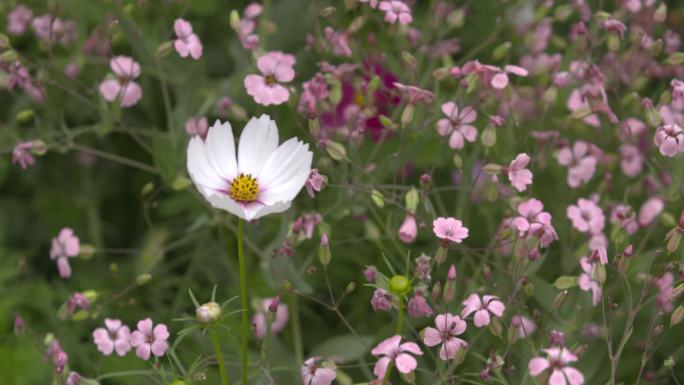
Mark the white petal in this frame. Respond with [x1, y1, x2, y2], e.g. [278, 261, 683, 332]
[247, 201, 292, 221]
[258, 138, 313, 205]
[237, 115, 279, 177]
[187, 136, 228, 197]
[204, 120, 238, 181]
[208, 195, 248, 220]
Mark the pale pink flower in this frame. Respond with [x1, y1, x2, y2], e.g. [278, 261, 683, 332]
[12, 141, 36, 170]
[511, 315, 537, 338]
[578, 257, 601, 306]
[671, 79, 684, 103]
[610, 204, 638, 235]
[306, 169, 326, 198]
[393, 82, 435, 104]
[398, 213, 417, 243]
[173, 18, 203, 59]
[185, 117, 209, 139]
[529, 347, 584, 385]
[619, 144, 643, 177]
[490, 65, 529, 90]
[638, 197, 664, 226]
[407, 292, 433, 318]
[556, 141, 597, 188]
[371, 335, 423, 378]
[567, 89, 601, 127]
[99, 56, 143, 108]
[130, 318, 169, 360]
[512, 198, 552, 234]
[92, 318, 132, 356]
[31, 15, 77, 45]
[302, 357, 337, 385]
[654, 124, 684, 157]
[244, 52, 295, 106]
[293, 213, 322, 240]
[422, 313, 467, 360]
[7, 5, 33, 35]
[324, 27, 352, 57]
[655, 272, 674, 312]
[600, 19, 627, 38]
[50, 227, 80, 278]
[66, 372, 81, 385]
[378, 1, 412, 25]
[437, 102, 478, 149]
[461, 293, 505, 327]
[252, 297, 289, 338]
[567, 198, 605, 234]
[507, 153, 533, 192]
[432, 217, 469, 243]
[67, 292, 90, 316]
[371, 289, 392, 312]
[239, 18, 259, 50]
[244, 3, 264, 18]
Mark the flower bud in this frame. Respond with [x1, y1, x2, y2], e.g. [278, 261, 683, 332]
[549, 330, 565, 347]
[345, 282, 356, 294]
[389, 275, 411, 296]
[229, 10, 241, 31]
[318, 234, 331, 266]
[156, 41, 173, 57]
[268, 296, 280, 313]
[196, 302, 222, 324]
[136, 273, 152, 286]
[431, 281, 442, 302]
[434, 245, 448, 264]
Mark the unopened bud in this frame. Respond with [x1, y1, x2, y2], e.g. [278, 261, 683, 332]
[229, 10, 241, 31]
[549, 330, 565, 347]
[434, 245, 448, 264]
[431, 281, 442, 302]
[268, 296, 280, 313]
[136, 273, 151, 286]
[447, 264, 457, 280]
[481, 126, 497, 147]
[156, 41, 173, 57]
[196, 302, 222, 324]
[345, 282, 356, 293]
[389, 275, 411, 296]
[30, 140, 47, 155]
[401, 104, 414, 126]
[654, 3, 667, 23]
[319, 6, 336, 17]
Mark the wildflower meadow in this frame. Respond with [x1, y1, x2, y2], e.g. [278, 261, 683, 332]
[3, 1, 684, 385]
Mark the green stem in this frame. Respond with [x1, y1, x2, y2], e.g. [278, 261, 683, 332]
[237, 219, 249, 385]
[382, 298, 405, 385]
[289, 294, 304, 366]
[210, 329, 230, 385]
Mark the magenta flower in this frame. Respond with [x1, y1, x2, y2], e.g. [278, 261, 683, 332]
[638, 197, 664, 227]
[461, 293, 505, 327]
[7, 5, 33, 35]
[306, 169, 326, 198]
[67, 292, 90, 316]
[511, 315, 537, 338]
[173, 18, 203, 59]
[529, 347, 585, 385]
[398, 213, 417, 244]
[371, 288, 392, 312]
[407, 292, 433, 318]
[301, 357, 337, 385]
[654, 124, 684, 157]
[185, 116, 208, 139]
[610, 204, 638, 235]
[577, 257, 601, 306]
[92, 318, 132, 356]
[99, 56, 143, 108]
[12, 141, 36, 170]
[378, 1, 413, 25]
[511, 198, 552, 234]
[422, 313, 468, 360]
[66, 372, 81, 385]
[507, 153, 533, 192]
[130, 318, 169, 360]
[244, 52, 296, 106]
[437, 102, 478, 150]
[324, 27, 352, 57]
[433, 217, 469, 243]
[371, 335, 423, 378]
[50, 227, 80, 278]
[252, 297, 289, 338]
[47, 340, 68, 374]
[567, 198, 605, 234]
[556, 141, 597, 188]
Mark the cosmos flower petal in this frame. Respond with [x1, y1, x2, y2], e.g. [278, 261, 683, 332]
[258, 138, 313, 205]
[238, 115, 279, 177]
[204, 120, 238, 181]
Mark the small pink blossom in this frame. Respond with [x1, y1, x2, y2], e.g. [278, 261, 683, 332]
[398, 213, 417, 243]
[47, 340, 68, 374]
[393, 82, 435, 104]
[306, 169, 327, 198]
[92, 318, 132, 356]
[610, 204, 638, 235]
[655, 272, 675, 312]
[293, 213, 322, 240]
[507, 153, 533, 192]
[422, 313, 468, 360]
[12, 141, 36, 170]
[239, 18, 259, 50]
[567, 88, 602, 127]
[567, 198, 605, 234]
[252, 297, 289, 338]
[185, 117, 209, 139]
[244, 52, 296, 106]
[654, 124, 684, 157]
[511, 315, 537, 339]
[378, 1, 413, 25]
[371, 335, 423, 378]
[66, 372, 81, 385]
[407, 292, 433, 318]
[173, 18, 203, 59]
[556, 141, 597, 188]
[99, 56, 143, 108]
[433, 217, 469, 243]
[50, 227, 80, 278]
[490, 65, 529, 90]
[600, 19, 627, 39]
[324, 27, 352, 57]
[130, 318, 169, 360]
[31, 14, 77, 45]
[512, 198, 552, 234]
[437, 102, 478, 150]
[461, 293, 505, 327]
[619, 144, 644, 177]
[67, 292, 90, 316]
[371, 289, 392, 312]
[638, 197, 664, 227]
[529, 347, 585, 385]
[671, 79, 684, 103]
[302, 357, 337, 385]
[7, 5, 33, 35]
[578, 257, 602, 306]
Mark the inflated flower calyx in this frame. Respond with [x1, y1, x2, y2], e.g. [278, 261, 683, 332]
[389, 275, 411, 296]
[196, 302, 222, 324]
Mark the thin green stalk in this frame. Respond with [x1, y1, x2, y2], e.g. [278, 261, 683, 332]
[289, 295, 304, 365]
[237, 219, 249, 385]
[382, 298, 405, 385]
[210, 329, 230, 385]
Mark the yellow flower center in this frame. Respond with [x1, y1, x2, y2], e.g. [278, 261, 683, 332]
[354, 91, 365, 106]
[229, 173, 259, 202]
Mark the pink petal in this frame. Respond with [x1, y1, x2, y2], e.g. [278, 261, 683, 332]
[151, 340, 168, 357]
[119, 81, 142, 108]
[449, 131, 465, 149]
[136, 344, 152, 360]
[491, 72, 509, 89]
[136, 318, 153, 336]
[153, 324, 169, 341]
[99, 79, 121, 102]
[461, 293, 481, 317]
[130, 330, 145, 347]
[549, 369, 568, 385]
[473, 309, 491, 327]
[423, 327, 442, 347]
[372, 335, 401, 356]
[528, 357, 550, 376]
[57, 257, 72, 278]
[394, 353, 417, 373]
[373, 357, 391, 378]
[563, 367, 585, 385]
[400, 342, 423, 355]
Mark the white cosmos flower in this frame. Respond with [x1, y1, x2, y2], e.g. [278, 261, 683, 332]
[187, 114, 313, 221]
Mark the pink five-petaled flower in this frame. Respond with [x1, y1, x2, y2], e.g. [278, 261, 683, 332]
[99, 56, 142, 108]
[422, 313, 468, 360]
[252, 297, 289, 338]
[50, 227, 80, 278]
[437, 102, 478, 150]
[490, 65, 529, 90]
[378, 1, 412, 25]
[654, 124, 684, 157]
[507, 153, 533, 192]
[306, 169, 327, 198]
[511, 315, 537, 339]
[567, 198, 605, 235]
[512, 198, 552, 234]
[324, 27, 352, 57]
[461, 293, 505, 327]
[301, 356, 337, 385]
[130, 318, 169, 360]
[185, 116, 209, 139]
[12, 141, 36, 170]
[7, 5, 33, 35]
[393, 82, 435, 104]
[555, 141, 597, 188]
[92, 318, 132, 356]
[529, 347, 585, 385]
[638, 197, 664, 227]
[173, 18, 203, 59]
[371, 335, 423, 378]
[577, 257, 602, 306]
[432, 217, 469, 243]
[244, 52, 296, 106]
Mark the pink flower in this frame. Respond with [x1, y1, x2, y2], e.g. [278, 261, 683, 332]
[378, 1, 413, 25]
[99, 56, 143, 108]
[50, 227, 80, 278]
[437, 102, 478, 150]
[67, 292, 90, 315]
[461, 293, 505, 327]
[638, 197, 664, 226]
[31, 15, 77, 45]
[567, 89, 601, 127]
[371, 335, 423, 378]
[239, 18, 259, 50]
[302, 357, 337, 385]
[671, 79, 684, 103]
[407, 292, 433, 318]
[12, 141, 36, 170]
[600, 19, 627, 39]
[130, 318, 169, 360]
[393, 82, 435, 104]
[398, 213, 417, 243]
[578, 257, 601, 306]
[244, 52, 295, 106]
[185, 117, 209, 139]
[556, 142, 597, 188]
[654, 124, 684, 157]
[490, 65, 529, 90]
[92, 318, 132, 356]
[422, 313, 467, 360]
[655, 272, 675, 312]
[244, 3, 264, 18]
[324, 27, 352, 57]
[293, 213, 322, 240]
[432, 217, 469, 243]
[173, 18, 203, 59]
[7, 5, 33, 35]
[512, 198, 552, 234]
[567, 198, 605, 234]
[66, 372, 81, 385]
[529, 347, 584, 385]
[507, 153, 533, 192]
[47, 340, 68, 374]
[610, 204, 638, 235]
[371, 289, 392, 312]
[511, 315, 537, 338]
[619, 144, 643, 177]
[306, 169, 327, 198]
[252, 297, 289, 338]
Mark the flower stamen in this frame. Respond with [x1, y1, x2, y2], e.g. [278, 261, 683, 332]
[229, 173, 259, 202]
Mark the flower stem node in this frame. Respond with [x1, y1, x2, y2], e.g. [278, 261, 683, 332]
[389, 275, 411, 296]
[196, 302, 222, 325]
